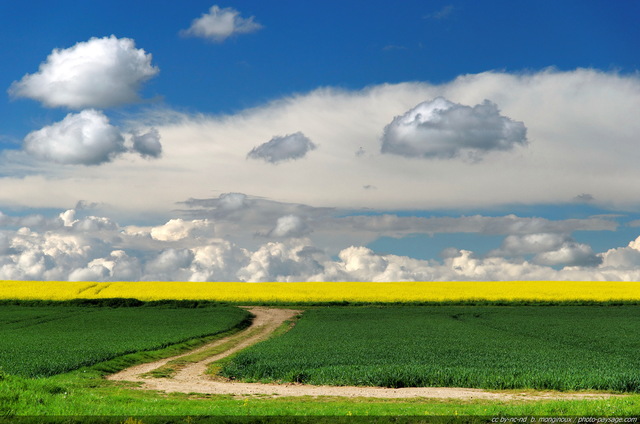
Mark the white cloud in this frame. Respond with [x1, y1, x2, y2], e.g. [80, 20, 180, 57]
[2, 69, 640, 217]
[150, 218, 213, 241]
[69, 250, 142, 282]
[22, 111, 164, 166]
[180, 193, 330, 221]
[177, 193, 333, 249]
[381, 97, 527, 160]
[487, 232, 603, 268]
[131, 128, 162, 159]
[178, 193, 617, 259]
[0, 208, 639, 282]
[494, 233, 565, 254]
[143, 248, 195, 280]
[0, 227, 98, 280]
[0, 212, 54, 230]
[59, 209, 77, 227]
[23, 109, 126, 165]
[600, 236, 640, 269]
[535, 243, 601, 267]
[189, 242, 250, 282]
[0, 233, 10, 255]
[237, 240, 325, 282]
[247, 132, 316, 164]
[96, 250, 142, 281]
[489, 233, 602, 267]
[336, 215, 615, 238]
[339, 246, 390, 280]
[328, 247, 613, 282]
[71, 215, 118, 232]
[9, 35, 158, 109]
[217, 193, 249, 212]
[182, 5, 262, 42]
[264, 215, 311, 238]
[57, 209, 117, 232]
[69, 264, 110, 282]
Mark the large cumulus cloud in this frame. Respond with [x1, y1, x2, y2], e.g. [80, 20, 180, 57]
[381, 97, 527, 160]
[23, 110, 126, 165]
[22, 111, 163, 166]
[9, 35, 158, 109]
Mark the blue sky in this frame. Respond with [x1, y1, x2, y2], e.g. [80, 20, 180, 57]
[0, 1, 639, 281]
[3, 0, 636, 138]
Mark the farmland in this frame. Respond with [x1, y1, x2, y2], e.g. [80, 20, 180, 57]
[1, 280, 640, 303]
[2, 289, 640, 419]
[221, 305, 640, 392]
[0, 301, 251, 377]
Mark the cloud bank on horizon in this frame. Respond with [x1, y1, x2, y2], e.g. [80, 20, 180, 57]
[1, 1, 639, 281]
[1, 202, 639, 282]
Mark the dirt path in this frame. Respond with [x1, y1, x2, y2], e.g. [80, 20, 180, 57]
[107, 307, 623, 401]
[108, 307, 298, 383]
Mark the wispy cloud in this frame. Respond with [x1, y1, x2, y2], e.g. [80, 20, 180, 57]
[382, 45, 409, 52]
[424, 5, 455, 20]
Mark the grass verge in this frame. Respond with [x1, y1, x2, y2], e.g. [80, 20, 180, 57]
[1, 369, 639, 418]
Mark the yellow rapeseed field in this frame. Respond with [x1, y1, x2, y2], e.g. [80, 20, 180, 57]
[1, 280, 640, 302]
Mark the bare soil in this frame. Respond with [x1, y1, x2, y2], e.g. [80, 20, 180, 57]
[107, 307, 624, 401]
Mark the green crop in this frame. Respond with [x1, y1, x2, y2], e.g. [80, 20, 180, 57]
[221, 305, 640, 392]
[0, 303, 250, 377]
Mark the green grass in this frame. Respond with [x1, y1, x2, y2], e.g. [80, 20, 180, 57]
[205, 311, 301, 378]
[1, 369, 640, 419]
[0, 302, 251, 377]
[221, 305, 640, 392]
[2, 301, 640, 420]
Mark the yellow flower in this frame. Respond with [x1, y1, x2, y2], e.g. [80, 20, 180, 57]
[1, 280, 639, 302]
